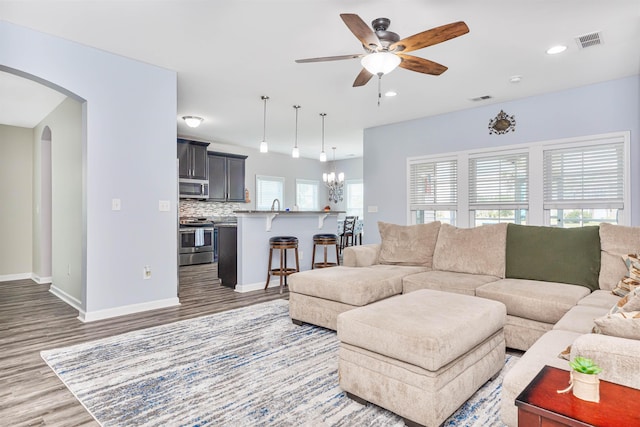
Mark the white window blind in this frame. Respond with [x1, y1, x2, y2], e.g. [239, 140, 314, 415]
[543, 141, 624, 209]
[409, 159, 457, 210]
[256, 175, 284, 210]
[469, 152, 529, 209]
[296, 179, 319, 211]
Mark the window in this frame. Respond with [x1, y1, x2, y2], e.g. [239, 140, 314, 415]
[345, 180, 364, 218]
[256, 175, 284, 210]
[469, 151, 528, 226]
[296, 179, 319, 211]
[544, 139, 625, 228]
[409, 158, 457, 225]
[406, 131, 629, 228]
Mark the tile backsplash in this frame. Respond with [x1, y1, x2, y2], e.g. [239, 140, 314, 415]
[179, 200, 245, 218]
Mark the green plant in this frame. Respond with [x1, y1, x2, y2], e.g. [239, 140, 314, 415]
[569, 357, 602, 375]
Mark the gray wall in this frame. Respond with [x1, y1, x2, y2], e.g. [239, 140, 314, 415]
[363, 76, 640, 243]
[33, 98, 83, 303]
[1, 21, 178, 318]
[0, 124, 32, 277]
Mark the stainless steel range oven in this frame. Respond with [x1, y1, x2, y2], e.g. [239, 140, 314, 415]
[179, 220, 216, 266]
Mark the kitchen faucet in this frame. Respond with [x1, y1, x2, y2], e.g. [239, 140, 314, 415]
[271, 198, 280, 211]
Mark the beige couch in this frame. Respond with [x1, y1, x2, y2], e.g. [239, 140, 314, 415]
[288, 221, 640, 426]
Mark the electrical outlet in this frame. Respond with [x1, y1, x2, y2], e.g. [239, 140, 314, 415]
[112, 198, 121, 211]
[143, 265, 151, 280]
[368, 205, 378, 213]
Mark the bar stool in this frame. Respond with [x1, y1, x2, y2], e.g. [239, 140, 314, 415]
[311, 233, 340, 269]
[265, 236, 300, 293]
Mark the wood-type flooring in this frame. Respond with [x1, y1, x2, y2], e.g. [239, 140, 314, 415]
[0, 264, 288, 426]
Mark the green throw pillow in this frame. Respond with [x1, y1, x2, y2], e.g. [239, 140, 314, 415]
[505, 224, 601, 291]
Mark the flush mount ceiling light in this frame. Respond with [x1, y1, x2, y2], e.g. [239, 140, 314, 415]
[259, 95, 269, 153]
[360, 51, 402, 75]
[385, 90, 397, 97]
[182, 116, 203, 128]
[510, 75, 522, 83]
[291, 105, 301, 159]
[546, 45, 567, 55]
[319, 113, 327, 162]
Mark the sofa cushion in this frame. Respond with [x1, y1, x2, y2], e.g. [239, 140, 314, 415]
[402, 270, 499, 296]
[599, 223, 640, 290]
[505, 224, 601, 291]
[577, 289, 621, 309]
[476, 278, 590, 324]
[553, 305, 609, 334]
[432, 223, 507, 278]
[377, 221, 441, 267]
[288, 265, 428, 307]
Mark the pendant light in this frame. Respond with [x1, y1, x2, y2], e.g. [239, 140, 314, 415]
[259, 95, 269, 153]
[291, 105, 301, 158]
[319, 113, 327, 162]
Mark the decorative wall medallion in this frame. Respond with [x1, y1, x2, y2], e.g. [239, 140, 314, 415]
[488, 110, 516, 135]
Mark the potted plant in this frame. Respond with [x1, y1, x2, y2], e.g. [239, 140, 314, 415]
[567, 357, 601, 402]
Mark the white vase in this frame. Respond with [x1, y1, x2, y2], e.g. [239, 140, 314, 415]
[572, 371, 600, 403]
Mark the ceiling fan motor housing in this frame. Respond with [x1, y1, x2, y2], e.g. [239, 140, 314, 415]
[371, 18, 400, 50]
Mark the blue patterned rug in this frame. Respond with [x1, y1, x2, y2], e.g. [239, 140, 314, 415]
[41, 299, 517, 426]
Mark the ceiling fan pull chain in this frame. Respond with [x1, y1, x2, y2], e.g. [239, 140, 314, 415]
[377, 74, 382, 107]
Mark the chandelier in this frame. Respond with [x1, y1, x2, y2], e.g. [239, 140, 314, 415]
[323, 147, 345, 203]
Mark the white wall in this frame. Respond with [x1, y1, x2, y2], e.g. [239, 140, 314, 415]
[0, 21, 178, 319]
[0, 124, 32, 278]
[363, 76, 640, 243]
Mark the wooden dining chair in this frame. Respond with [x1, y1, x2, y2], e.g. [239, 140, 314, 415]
[340, 216, 358, 251]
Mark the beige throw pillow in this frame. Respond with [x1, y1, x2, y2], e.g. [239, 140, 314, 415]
[432, 223, 507, 278]
[377, 221, 441, 267]
[593, 311, 640, 340]
[599, 223, 640, 291]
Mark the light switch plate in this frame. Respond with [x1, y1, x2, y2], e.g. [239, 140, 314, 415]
[367, 205, 378, 213]
[159, 200, 170, 211]
[112, 198, 121, 211]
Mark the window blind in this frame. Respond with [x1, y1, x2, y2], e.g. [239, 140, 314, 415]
[469, 152, 528, 209]
[543, 141, 624, 209]
[409, 159, 457, 210]
[256, 175, 284, 210]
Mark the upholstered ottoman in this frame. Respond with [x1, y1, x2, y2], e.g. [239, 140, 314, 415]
[337, 289, 507, 427]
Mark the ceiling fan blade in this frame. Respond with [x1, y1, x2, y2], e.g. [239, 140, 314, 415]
[340, 13, 381, 50]
[353, 68, 374, 87]
[397, 54, 448, 75]
[295, 54, 363, 63]
[390, 21, 469, 53]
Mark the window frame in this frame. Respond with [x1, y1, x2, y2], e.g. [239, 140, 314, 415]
[255, 175, 285, 211]
[295, 178, 319, 211]
[345, 179, 364, 219]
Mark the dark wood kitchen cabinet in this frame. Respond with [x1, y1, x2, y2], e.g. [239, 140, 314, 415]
[177, 139, 209, 180]
[208, 152, 247, 202]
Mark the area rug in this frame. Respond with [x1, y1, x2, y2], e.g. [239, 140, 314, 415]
[41, 299, 518, 426]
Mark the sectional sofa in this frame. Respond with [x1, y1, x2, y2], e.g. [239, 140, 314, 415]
[288, 221, 640, 426]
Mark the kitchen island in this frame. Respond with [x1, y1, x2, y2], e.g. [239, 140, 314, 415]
[234, 210, 344, 292]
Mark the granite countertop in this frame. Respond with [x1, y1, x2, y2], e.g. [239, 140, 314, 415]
[235, 210, 345, 214]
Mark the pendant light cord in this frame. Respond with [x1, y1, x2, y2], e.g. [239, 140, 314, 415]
[294, 105, 300, 148]
[262, 96, 269, 141]
[320, 113, 326, 152]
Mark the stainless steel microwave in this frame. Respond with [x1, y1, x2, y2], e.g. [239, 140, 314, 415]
[179, 178, 209, 199]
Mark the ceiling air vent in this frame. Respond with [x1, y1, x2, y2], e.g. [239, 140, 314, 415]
[470, 95, 492, 102]
[575, 31, 603, 49]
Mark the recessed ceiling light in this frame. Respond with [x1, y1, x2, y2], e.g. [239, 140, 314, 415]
[546, 45, 567, 55]
[385, 91, 397, 97]
[510, 75, 522, 83]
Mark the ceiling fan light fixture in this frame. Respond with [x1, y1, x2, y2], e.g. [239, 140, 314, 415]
[361, 52, 401, 75]
[182, 116, 203, 128]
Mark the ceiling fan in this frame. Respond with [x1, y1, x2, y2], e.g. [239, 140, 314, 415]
[296, 14, 470, 87]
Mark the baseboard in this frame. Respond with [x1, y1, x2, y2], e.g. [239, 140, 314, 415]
[32, 274, 53, 284]
[0, 272, 32, 282]
[78, 297, 181, 323]
[49, 284, 82, 311]
[235, 281, 281, 293]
